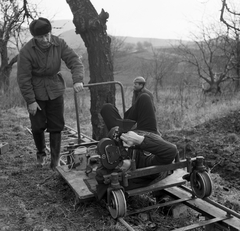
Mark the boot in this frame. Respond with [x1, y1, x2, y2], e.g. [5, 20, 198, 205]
[50, 132, 61, 170]
[32, 132, 46, 166]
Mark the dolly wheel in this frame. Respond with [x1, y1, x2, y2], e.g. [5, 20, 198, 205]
[108, 189, 127, 219]
[190, 171, 213, 199]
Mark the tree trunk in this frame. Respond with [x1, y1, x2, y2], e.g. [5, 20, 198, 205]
[67, 0, 115, 140]
[154, 78, 159, 102]
[0, 68, 10, 94]
[234, 67, 240, 92]
[204, 82, 221, 95]
[234, 41, 240, 92]
[0, 46, 17, 94]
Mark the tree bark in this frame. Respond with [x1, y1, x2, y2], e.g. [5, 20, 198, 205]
[67, 0, 115, 140]
[0, 43, 17, 94]
[234, 41, 240, 92]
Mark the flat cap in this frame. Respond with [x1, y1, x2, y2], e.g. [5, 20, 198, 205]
[133, 76, 146, 83]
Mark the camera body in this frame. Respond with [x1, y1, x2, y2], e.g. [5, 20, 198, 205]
[97, 119, 136, 170]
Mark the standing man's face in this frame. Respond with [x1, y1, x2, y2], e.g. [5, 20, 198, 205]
[133, 82, 143, 91]
[34, 32, 51, 48]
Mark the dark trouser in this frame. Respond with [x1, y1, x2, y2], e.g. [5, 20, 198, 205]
[100, 94, 175, 169]
[100, 93, 159, 134]
[29, 96, 64, 168]
[29, 95, 65, 134]
[32, 132, 46, 164]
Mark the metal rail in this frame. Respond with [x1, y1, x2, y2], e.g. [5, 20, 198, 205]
[165, 186, 240, 231]
[118, 185, 240, 231]
[181, 185, 240, 219]
[54, 126, 240, 231]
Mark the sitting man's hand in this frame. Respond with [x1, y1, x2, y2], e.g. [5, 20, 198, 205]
[120, 131, 144, 147]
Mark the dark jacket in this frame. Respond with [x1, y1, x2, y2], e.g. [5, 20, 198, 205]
[132, 87, 154, 106]
[17, 35, 84, 104]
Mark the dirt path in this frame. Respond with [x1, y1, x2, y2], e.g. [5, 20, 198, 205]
[0, 107, 240, 231]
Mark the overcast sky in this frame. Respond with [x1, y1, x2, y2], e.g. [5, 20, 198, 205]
[33, 0, 237, 40]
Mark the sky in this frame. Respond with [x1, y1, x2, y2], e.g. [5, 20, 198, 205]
[33, 0, 236, 40]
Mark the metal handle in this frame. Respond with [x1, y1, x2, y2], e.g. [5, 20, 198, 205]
[74, 81, 126, 144]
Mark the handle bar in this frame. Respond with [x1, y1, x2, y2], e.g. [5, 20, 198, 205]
[74, 81, 126, 143]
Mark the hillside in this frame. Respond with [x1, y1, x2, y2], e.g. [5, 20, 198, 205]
[51, 19, 189, 49]
[8, 19, 188, 59]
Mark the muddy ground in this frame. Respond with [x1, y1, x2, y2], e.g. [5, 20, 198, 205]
[0, 107, 240, 231]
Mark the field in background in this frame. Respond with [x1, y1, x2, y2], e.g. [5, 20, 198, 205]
[2, 77, 240, 138]
[1, 78, 240, 230]
[49, 84, 240, 137]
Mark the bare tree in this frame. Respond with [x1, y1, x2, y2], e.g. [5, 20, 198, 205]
[0, 0, 37, 94]
[110, 35, 127, 74]
[66, 0, 115, 140]
[177, 23, 234, 94]
[220, 0, 240, 91]
[140, 46, 177, 102]
[220, 0, 240, 32]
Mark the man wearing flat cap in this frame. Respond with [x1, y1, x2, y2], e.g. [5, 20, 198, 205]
[124, 76, 155, 122]
[132, 76, 154, 106]
[17, 17, 84, 170]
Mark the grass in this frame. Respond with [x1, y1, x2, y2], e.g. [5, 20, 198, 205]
[2, 80, 240, 230]
[64, 84, 240, 137]
[1, 80, 240, 137]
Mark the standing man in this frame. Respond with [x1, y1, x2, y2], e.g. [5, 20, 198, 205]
[17, 17, 84, 170]
[132, 76, 154, 106]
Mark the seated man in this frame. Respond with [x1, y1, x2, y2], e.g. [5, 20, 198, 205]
[95, 93, 177, 200]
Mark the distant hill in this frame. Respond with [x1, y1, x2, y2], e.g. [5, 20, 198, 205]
[119, 36, 184, 47]
[8, 19, 189, 51]
[51, 20, 189, 49]
[51, 19, 75, 35]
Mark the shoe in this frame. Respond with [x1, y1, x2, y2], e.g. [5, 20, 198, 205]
[37, 152, 46, 167]
[50, 132, 61, 170]
[32, 132, 46, 166]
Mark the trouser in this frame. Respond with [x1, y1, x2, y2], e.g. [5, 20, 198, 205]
[32, 132, 46, 164]
[32, 131, 61, 169]
[100, 93, 159, 134]
[29, 96, 64, 168]
[29, 96, 64, 134]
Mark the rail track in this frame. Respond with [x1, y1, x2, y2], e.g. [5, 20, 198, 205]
[117, 185, 240, 231]
[26, 81, 240, 231]
[53, 125, 240, 231]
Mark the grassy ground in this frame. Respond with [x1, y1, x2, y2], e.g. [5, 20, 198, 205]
[62, 85, 240, 136]
[1, 82, 240, 230]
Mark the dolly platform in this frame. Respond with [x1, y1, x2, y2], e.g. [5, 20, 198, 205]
[56, 81, 213, 220]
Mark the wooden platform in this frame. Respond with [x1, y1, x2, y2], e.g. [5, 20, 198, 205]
[56, 166, 187, 201]
[56, 165, 96, 200]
